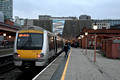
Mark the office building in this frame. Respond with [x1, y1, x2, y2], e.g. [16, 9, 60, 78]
[53, 20, 65, 34]
[51, 16, 77, 34]
[92, 22, 110, 29]
[0, 0, 13, 19]
[63, 20, 92, 35]
[95, 19, 120, 29]
[0, 11, 4, 22]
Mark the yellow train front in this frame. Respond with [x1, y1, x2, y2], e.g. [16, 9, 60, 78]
[13, 26, 64, 69]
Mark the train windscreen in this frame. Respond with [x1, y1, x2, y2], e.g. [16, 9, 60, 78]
[17, 33, 43, 50]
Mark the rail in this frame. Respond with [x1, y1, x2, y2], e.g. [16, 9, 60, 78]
[0, 54, 15, 74]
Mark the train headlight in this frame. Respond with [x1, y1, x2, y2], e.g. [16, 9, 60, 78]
[37, 53, 44, 58]
[37, 54, 41, 58]
[14, 53, 21, 57]
[18, 54, 21, 57]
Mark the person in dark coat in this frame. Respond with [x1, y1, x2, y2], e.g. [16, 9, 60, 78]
[63, 43, 70, 57]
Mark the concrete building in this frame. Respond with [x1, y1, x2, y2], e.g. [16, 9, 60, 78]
[39, 15, 78, 20]
[92, 22, 110, 29]
[63, 20, 92, 35]
[39, 15, 51, 20]
[26, 19, 53, 32]
[51, 16, 78, 20]
[79, 15, 91, 20]
[0, 0, 13, 19]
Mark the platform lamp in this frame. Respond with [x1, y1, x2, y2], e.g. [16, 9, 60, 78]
[85, 32, 88, 55]
[93, 23, 98, 62]
[3, 33, 6, 48]
[3, 33, 6, 40]
[9, 36, 11, 38]
[80, 35, 84, 52]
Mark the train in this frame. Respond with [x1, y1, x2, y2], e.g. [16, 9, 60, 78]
[13, 26, 64, 69]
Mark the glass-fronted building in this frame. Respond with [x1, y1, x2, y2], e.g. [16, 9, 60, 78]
[0, 0, 13, 19]
[53, 20, 65, 34]
[95, 20, 120, 29]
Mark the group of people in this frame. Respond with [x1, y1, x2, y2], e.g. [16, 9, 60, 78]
[71, 42, 79, 48]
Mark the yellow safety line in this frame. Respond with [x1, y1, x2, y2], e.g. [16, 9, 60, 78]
[61, 48, 72, 80]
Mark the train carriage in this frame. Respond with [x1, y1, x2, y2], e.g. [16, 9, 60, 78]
[13, 26, 64, 69]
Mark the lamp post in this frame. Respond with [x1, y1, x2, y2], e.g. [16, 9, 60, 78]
[80, 35, 84, 52]
[85, 32, 88, 55]
[93, 23, 98, 62]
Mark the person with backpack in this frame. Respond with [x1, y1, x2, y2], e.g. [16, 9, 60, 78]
[63, 42, 70, 57]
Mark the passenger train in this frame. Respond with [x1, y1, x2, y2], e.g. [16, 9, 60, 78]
[13, 26, 64, 69]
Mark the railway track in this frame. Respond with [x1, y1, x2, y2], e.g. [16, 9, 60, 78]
[15, 52, 63, 80]
[0, 51, 63, 80]
[0, 54, 15, 74]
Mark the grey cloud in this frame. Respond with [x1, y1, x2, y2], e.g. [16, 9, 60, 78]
[13, 0, 120, 19]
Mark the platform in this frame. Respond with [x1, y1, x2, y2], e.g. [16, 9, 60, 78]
[0, 48, 13, 56]
[61, 48, 106, 80]
[33, 48, 120, 80]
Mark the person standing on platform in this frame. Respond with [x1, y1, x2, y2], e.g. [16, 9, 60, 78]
[63, 42, 70, 57]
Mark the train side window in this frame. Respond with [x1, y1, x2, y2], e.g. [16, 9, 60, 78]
[48, 35, 55, 51]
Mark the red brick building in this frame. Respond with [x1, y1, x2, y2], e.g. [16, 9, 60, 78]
[0, 20, 20, 42]
[80, 27, 120, 49]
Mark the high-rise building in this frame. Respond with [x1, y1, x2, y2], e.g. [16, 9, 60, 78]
[0, 0, 13, 19]
[0, 11, 4, 22]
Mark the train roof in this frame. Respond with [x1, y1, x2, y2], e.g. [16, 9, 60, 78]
[19, 26, 56, 35]
[19, 26, 45, 31]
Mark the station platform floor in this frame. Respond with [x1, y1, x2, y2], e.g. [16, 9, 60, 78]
[0, 48, 13, 56]
[60, 48, 120, 80]
[61, 48, 105, 80]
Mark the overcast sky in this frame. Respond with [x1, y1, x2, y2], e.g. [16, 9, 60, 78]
[13, 0, 120, 19]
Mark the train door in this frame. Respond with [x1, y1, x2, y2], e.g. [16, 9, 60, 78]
[48, 34, 55, 58]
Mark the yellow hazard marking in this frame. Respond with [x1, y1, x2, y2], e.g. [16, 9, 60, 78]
[61, 48, 72, 80]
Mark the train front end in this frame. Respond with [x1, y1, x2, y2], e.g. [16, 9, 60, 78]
[13, 29, 47, 69]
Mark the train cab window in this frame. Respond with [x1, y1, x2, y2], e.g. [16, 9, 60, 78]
[17, 33, 43, 50]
